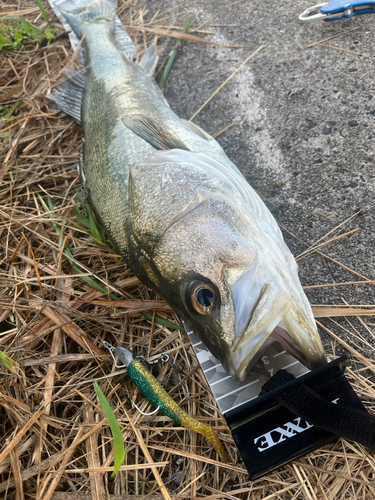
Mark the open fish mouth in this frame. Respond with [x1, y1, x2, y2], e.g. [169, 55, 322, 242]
[225, 282, 327, 382]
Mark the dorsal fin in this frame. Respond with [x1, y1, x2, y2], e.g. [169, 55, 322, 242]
[49, 65, 85, 123]
[139, 43, 159, 76]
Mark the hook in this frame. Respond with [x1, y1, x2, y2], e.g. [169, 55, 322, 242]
[165, 358, 185, 383]
[102, 341, 127, 368]
[132, 400, 160, 416]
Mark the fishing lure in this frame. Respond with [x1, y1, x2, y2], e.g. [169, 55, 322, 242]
[114, 345, 228, 463]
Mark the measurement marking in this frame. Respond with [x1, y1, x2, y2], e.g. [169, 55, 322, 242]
[183, 323, 193, 334]
[273, 350, 287, 358]
[210, 375, 233, 387]
[204, 363, 222, 373]
[281, 360, 299, 370]
[192, 341, 203, 348]
[216, 379, 259, 401]
[226, 392, 260, 412]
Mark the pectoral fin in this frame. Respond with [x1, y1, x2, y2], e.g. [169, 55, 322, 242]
[122, 115, 189, 151]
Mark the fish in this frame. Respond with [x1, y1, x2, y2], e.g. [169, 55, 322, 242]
[116, 346, 228, 462]
[48, 0, 327, 382]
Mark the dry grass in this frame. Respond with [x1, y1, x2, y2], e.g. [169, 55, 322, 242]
[1, 1, 375, 499]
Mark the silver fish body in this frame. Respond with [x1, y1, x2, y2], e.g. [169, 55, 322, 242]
[49, 0, 327, 382]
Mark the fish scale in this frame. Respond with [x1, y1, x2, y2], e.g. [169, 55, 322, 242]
[48, 0, 327, 382]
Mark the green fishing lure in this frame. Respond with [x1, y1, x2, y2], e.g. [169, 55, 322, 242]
[116, 346, 228, 463]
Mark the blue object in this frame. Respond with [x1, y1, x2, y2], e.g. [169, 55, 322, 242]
[299, 0, 375, 22]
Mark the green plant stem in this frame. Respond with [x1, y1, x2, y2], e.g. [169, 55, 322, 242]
[35, 0, 52, 27]
[159, 17, 191, 88]
[0, 350, 17, 372]
[94, 382, 125, 478]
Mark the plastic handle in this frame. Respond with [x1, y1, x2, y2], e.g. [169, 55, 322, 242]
[322, 0, 375, 14]
[300, 0, 375, 22]
[322, 0, 375, 20]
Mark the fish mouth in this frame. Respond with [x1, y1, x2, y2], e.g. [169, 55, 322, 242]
[226, 282, 327, 382]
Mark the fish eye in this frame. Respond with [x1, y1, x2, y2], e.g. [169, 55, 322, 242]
[190, 281, 217, 315]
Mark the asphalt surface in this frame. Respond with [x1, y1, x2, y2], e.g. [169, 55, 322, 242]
[143, 0, 375, 358]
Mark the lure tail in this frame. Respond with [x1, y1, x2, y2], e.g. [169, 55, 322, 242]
[116, 347, 228, 463]
[180, 414, 228, 463]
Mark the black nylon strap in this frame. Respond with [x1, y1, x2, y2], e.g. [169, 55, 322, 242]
[261, 369, 375, 450]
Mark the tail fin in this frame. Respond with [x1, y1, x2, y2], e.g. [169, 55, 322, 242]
[56, 0, 116, 39]
[48, 0, 136, 55]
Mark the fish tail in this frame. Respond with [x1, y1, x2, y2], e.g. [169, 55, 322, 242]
[181, 415, 228, 463]
[52, 0, 116, 38]
[48, 0, 137, 122]
[48, 0, 136, 55]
